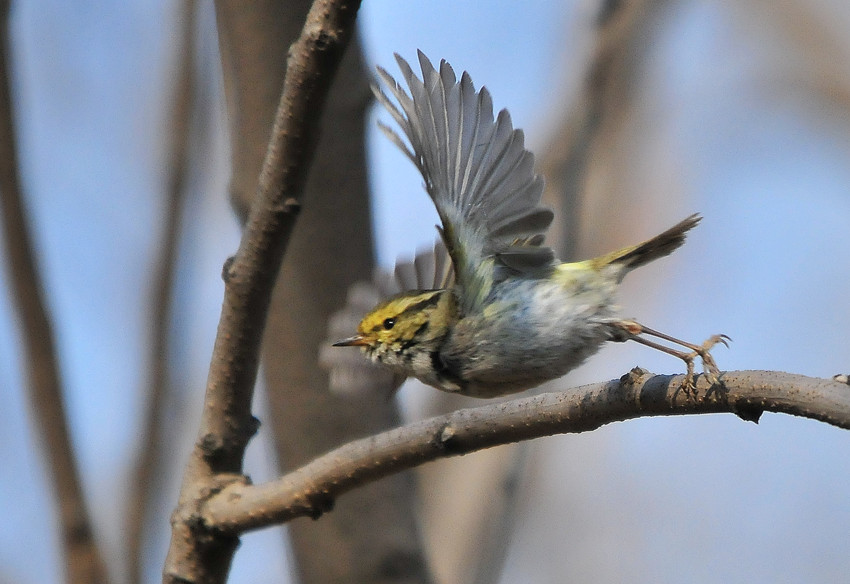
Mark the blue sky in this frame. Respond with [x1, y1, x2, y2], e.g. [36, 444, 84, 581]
[1, 2, 849, 582]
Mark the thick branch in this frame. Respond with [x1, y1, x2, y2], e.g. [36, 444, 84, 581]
[163, 1, 361, 582]
[0, 3, 109, 583]
[202, 370, 850, 533]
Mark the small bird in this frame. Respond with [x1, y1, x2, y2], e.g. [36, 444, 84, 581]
[334, 51, 726, 398]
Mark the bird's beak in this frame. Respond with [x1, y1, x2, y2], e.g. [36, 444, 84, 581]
[333, 334, 369, 347]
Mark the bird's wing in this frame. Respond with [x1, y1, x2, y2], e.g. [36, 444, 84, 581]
[373, 51, 554, 312]
[382, 238, 455, 294]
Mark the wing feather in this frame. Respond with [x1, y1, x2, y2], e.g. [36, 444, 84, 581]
[373, 51, 554, 312]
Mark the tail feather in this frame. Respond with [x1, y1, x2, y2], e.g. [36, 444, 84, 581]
[591, 214, 701, 278]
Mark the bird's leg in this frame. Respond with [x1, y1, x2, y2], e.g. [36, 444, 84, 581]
[611, 320, 729, 395]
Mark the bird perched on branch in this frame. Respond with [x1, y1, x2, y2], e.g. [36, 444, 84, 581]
[333, 51, 726, 398]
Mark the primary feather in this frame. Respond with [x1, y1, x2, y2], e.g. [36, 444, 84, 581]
[373, 51, 554, 312]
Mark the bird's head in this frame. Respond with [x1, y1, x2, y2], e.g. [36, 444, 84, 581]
[333, 289, 455, 366]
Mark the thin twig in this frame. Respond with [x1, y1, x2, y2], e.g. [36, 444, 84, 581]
[126, 2, 196, 583]
[202, 370, 850, 533]
[162, 1, 362, 582]
[0, 2, 109, 583]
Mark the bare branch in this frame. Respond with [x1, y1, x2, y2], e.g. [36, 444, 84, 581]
[162, 1, 362, 582]
[202, 370, 850, 533]
[0, 3, 110, 584]
[126, 2, 196, 583]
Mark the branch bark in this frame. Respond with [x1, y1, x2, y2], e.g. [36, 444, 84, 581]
[201, 370, 850, 532]
[0, 3, 109, 583]
[162, 1, 361, 582]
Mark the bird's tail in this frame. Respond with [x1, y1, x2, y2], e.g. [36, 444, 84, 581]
[590, 214, 701, 280]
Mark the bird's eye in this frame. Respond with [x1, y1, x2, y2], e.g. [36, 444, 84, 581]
[383, 318, 396, 330]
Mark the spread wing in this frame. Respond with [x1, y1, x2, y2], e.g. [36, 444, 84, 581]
[373, 51, 554, 312]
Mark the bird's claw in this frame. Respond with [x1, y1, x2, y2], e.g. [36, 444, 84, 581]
[679, 334, 730, 398]
[616, 321, 730, 401]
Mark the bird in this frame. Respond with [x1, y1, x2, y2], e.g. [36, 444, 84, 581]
[333, 51, 726, 398]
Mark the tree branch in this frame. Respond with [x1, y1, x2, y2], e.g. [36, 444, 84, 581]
[162, 1, 362, 582]
[0, 3, 109, 583]
[202, 370, 850, 533]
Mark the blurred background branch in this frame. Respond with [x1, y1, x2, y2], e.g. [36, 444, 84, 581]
[125, 1, 196, 583]
[0, 1, 109, 583]
[541, 0, 667, 258]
